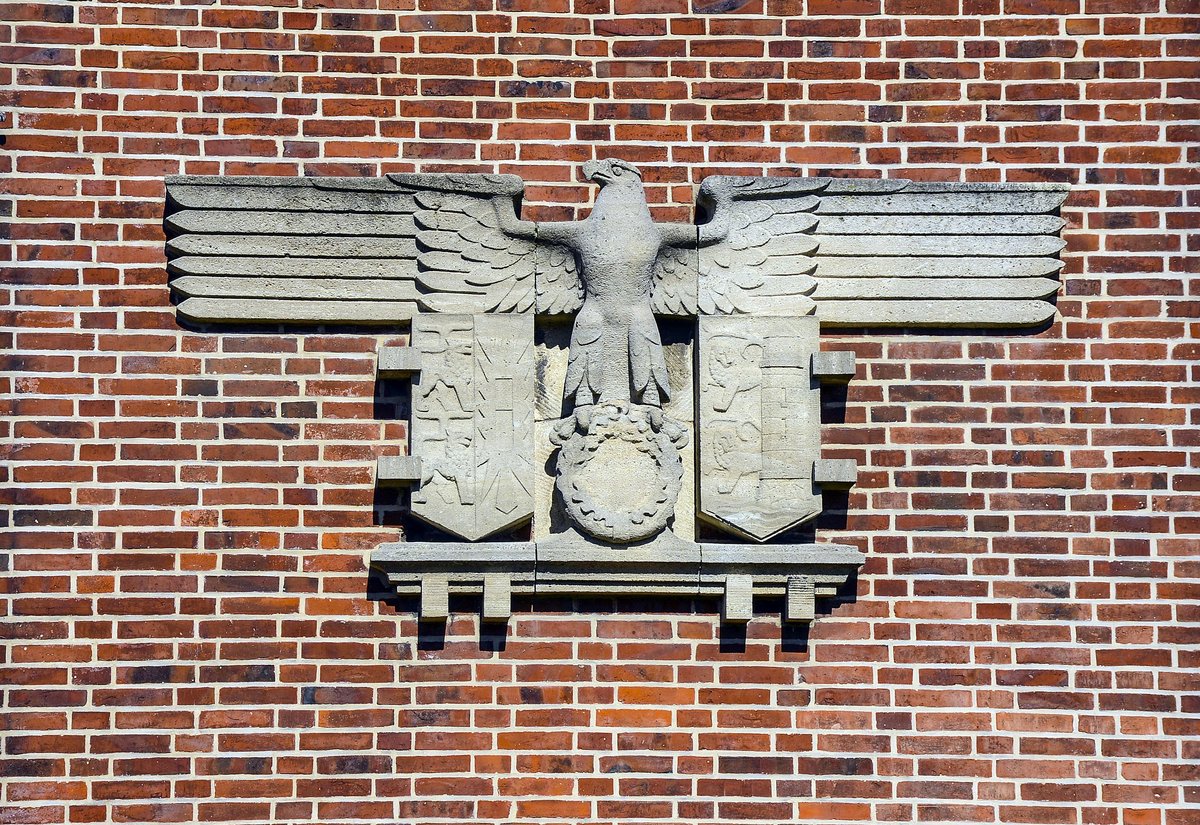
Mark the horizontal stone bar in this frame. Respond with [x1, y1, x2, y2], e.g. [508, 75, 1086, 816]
[812, 277, 1060, 301]
[816, 298, 1057, 328]
[368, 540, 865, 626]
[167, 234, 417, 259]
[168, 256, 416, 280]
[167, 209, 415, 236]
[816, 214, 1065, 236]
[173, 276, 421, 302]
[815, 234, 1065, 257]
[377, 346, 421, 376]
[815, 256, 1064, 280]
[815, 190, 1070, 215]
[177, 297, 418, 324]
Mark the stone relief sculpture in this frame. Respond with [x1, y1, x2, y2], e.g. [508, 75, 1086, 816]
[165, 161, 1068, 625]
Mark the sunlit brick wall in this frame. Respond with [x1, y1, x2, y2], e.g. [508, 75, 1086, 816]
[2, 2, 1198, 823]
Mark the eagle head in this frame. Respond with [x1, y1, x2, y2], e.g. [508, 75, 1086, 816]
[582, 158, 643, 188]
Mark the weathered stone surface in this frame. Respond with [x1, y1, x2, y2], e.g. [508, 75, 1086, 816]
[409, 314, 535, 541]
[169, 162, 1070, 626]
[371, 541, 537, 621]
[377, 345, 421, 376]
[376, 455, 422, 486]
[535, 534, 702, 594]
[698, 314, 824, 541]
[723, 575, 755, 623]
[176, 298, 418, 325]
[166, 209, 417, 237]
[813, 458, 858, 488]
[814, 189, 1070, 215]
[172, 276, 421, 302]
[813, 256, 1065, 280]
[811, 350, 857, 382]
[786, 576, 816, 623]
[815, 213, 1066, 236]
[369, 540, 864, 624]
[812, 277, 1060, 301]
[815, 234, 1066, 258]
[817, 298, 1058, 328]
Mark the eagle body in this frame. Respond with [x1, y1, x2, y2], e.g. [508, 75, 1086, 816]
[557, 161, 671, 410]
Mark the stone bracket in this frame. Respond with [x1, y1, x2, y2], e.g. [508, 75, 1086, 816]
[813, 458, 858, 489]
[377, 344, 422, 377]
[371, 541, 864, 628]
[376, 455, 422, 486]
[811, 350, 857, 383]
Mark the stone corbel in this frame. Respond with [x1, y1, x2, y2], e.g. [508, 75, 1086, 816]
[372, 541, 864, 628]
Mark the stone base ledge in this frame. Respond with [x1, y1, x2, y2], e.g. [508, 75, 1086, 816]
[371, 540, 863, 625]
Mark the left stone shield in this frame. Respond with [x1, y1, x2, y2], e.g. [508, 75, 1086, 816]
[409, 314, 535, 541]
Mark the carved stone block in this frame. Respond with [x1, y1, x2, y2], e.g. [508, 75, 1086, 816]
[812, 350, 857, 382]
[409, 314, 535, 541]
[376, 455, 422, 486]
[698, 315, 824, 541]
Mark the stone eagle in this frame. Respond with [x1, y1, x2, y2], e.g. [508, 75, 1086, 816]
[166, 160, 1068, 416]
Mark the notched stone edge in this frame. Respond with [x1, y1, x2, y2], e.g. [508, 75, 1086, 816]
[369, 541, 865, 629]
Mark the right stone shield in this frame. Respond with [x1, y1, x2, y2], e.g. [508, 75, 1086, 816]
[698, 314, 823, 541]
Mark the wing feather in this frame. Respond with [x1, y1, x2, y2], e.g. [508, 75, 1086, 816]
[649, 243, 698, 317]
[696, 176, 823, 316]
[809, 181, 1070, 327]
[694, 174, 1070, 327]
[165, 173, 552, 322]
[166, 176, 421, 324]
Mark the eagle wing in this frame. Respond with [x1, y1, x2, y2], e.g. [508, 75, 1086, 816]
[696, 175, 1070, 326]
[696, 176, 828, 317]
[165, 173, 578, 323]
[649, 243, 699, 317]
[804, 179, 1069, 327]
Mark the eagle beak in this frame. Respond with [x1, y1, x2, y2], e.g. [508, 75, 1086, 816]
[582, 160, 603, 182]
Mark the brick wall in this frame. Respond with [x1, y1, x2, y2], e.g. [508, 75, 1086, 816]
[3, 1, 1198, 823]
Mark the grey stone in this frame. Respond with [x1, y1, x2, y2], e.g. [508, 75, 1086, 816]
[168, 256, 414, 280]
[176, 298, 418, 325]
[165, 209, 416, 237]
[786, 576, 816, 623]
[723, 575, 755, 623]
[377, 346, 421, 377]
[166, 176, 415, 212]
[170, 161, 1071, 628]
[376, 455, 422, 486]
[698, 543, 865, 614]
[166, 234, 417, 259]
[814, 190, 1071, 215]
[811, 350, 857, 382]
[420, 576, 449, 621]
[408, 314, 535, 541]
[698, 314, 824, 541]
[696, 191, 820, 317]
[368, 539, 863, 624]
[812, 277, 1060, 301]
[813, 458, 858, 488]
[813, 256, 1065, 280]
[816, 299, 1057, 328]
[816, 213, 1066, 236]
[815, 234, 1065, 258]
[482, 574, 512, 622]
[536, 533, 702, 595]
[371, 541, 537, 621]
[172, 276, 421, 303]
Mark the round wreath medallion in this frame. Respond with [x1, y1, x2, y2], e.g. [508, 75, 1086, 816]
[554, 402, 685, 544]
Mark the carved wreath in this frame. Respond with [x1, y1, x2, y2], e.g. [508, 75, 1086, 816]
[553, 402, 685, 544]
